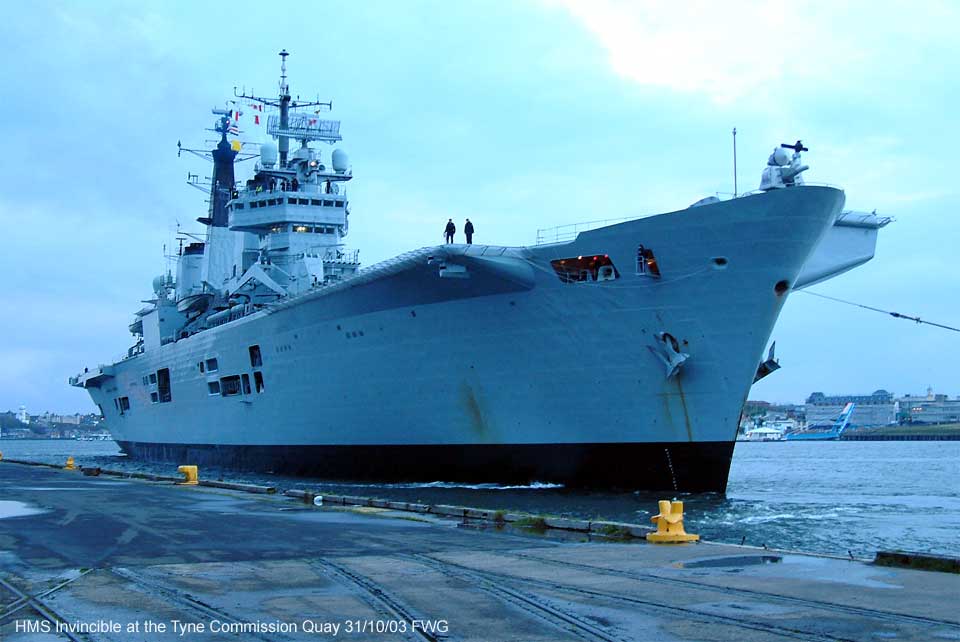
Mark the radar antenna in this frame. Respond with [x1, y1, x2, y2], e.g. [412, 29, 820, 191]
[780, 140, 808, 153]
[234, 49, 335, 168]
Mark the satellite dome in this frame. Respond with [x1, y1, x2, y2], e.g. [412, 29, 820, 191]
[331, 148, 349, 173]
[260, 142, 278, 168]
[152, 275, 166, 295]
[772, 147, 791, 166]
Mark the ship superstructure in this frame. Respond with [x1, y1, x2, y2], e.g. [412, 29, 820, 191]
[71, 52, 888, 492]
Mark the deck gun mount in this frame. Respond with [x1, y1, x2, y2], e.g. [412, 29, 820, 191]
[760, 140, 810, 190]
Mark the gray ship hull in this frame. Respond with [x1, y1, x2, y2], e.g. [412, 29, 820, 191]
[78, 186, 845, 491]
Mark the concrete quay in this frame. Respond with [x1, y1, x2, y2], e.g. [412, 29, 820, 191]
[1, 463, 958, 641]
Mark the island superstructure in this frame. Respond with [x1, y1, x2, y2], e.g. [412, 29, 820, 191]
[71, 51, 889, 492]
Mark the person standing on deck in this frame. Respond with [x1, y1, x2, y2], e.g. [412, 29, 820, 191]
[464, 218, 475, 244]
[444, 219, 456, 244]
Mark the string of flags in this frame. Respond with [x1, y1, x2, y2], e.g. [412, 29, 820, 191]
[248, 102, 262, 125]
[225, 102, 265, 133]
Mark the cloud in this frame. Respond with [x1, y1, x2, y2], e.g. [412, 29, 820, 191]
[550, 0, 958, 106]
[551, 1, 813, 103]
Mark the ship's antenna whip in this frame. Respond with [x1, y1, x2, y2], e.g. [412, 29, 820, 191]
[802, 291, 960, 333]
[732, 127, 738, 198]
[279, 48, 289, 96]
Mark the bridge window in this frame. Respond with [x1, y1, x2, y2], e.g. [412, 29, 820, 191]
[298, 198, 309, 205]
[241, 373, 252, 395]
[294, 225, 309, 233]
[149, 373, 157, 384]
[150, 392, 159, 403]
[311, 199, 321, 206]
[207, 381, 220, 395]
[118, 396, 130, 414]
[254, 371, 265, 393]
[205, 358, 219, 372]
[288, 197, 297, 204]
[323, 200, 333, 207]
[550, 255, 619, 283]
[334, 200, 344, 207]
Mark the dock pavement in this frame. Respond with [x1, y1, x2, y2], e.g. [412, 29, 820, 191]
[1, 461, 958, 641]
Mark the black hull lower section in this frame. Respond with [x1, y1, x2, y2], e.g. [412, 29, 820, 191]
[116, 441, 735, 493]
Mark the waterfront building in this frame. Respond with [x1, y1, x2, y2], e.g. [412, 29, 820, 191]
[805, 390, 896, 427]
[16, 405, 29, 424]
[898, 388, 960, 424]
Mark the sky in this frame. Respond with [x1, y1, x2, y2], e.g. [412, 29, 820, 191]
[0, 0, 957, 414]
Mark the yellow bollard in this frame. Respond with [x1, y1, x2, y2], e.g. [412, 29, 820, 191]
[177, 465, 199, 485]
[64, 456, 76, 470]
[646, 500, 699, 543]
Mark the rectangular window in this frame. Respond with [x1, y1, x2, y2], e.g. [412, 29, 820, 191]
[294, 225, 309, 233]
[220, 375, 242, 397]
[636, 245, 661, 277]
[254, 371, 265, 393]
[149, 373, 157, 384]
[205, 358, 219, 372]
[550, 255, 619, 283]
[298, 198, 308, 205]
[250, 201, 259, 208]
[269, 199, 278, 206]
[199, 361, 205, 373]
[249, 345, 262, 368]
[156, 368, 172, 403]
[323, 200, 333, 207]
[288, 197, 297, 204]
[150, 391, 159, 403]
[241, 373, 252, 395]
[207, 381, 221, 395]
[310, 199, 321, 206]
[118, 397, 130, 414]
[334, 200, 344, 207]
[235, 203, 244, 210]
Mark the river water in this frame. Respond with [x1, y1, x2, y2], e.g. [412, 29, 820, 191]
[1, 439, 956, 559]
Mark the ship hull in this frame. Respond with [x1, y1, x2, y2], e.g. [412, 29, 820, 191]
[117, 440, 735, 492]
[78, 186, 847, 492]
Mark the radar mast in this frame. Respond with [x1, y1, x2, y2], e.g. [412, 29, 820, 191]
[234, 49, 334, 168]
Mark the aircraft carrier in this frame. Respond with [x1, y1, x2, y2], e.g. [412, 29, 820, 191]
[71, 51, 888, 492]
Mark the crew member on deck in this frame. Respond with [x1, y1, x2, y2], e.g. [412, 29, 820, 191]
[291, 177, 299, 192]
[464, 218, 475, 244]
[444, 219, 456, 244]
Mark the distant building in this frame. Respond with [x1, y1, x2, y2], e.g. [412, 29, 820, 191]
[805, 390, 897, 428]
[16, 405, 29, 424]
[899, 388, 960, 424]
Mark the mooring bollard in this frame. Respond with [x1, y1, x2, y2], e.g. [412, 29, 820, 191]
[177, 465, 199, 485]
[646, 500, 699, 543]
[64, 456, 76, 470]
